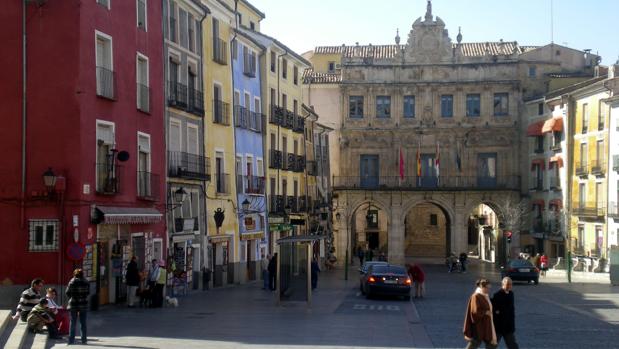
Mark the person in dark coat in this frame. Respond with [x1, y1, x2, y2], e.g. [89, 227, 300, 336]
[66, 268, 90, 345]
[463, 279, 497, 349]
[491, 277, 519, 349]
[268, 253, 277, 291]
[357, 247, 364, 266]
[311, 257, 320, 290]
[125, 256, 140, 308]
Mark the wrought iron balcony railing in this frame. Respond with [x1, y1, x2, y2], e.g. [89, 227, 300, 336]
[295, 155, 305, 173]
[286, 196, 298, 213]
[573, 202, 605, 217]
[213, 99, 230, 125]
[333, 175, 520, 191]
[269, 195, 284, 213]
[96, 163, 121, 195]
[137, 171, 160, 200]
[168, 151, 210, 181]
[269, 105, 284, 125]
[174, 216, 199, 233]
[187, 87, 204, 115]
[591, 158, 606, 175]
[244, 176, 265, 195]
[269, 149, 282, 169]
[234, 105, 250, 129]
[293, 115, 305, 133]
[306, 160, 317, 176]
[284, 153, 296, 171]
[249, 111, 263, 133]
[168, 81, 187, 108]
[575, 161, 588, 176]
[96, 66, 115, 100]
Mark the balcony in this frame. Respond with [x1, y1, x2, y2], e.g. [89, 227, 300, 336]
[249, 111, 263, 133]
[168, 151, 210, 181]
[591, 158, 606, 175]
[215, 173, 230, 194]
[573, 202, 605, 218]
[96, 66, 115, 100]
[295, 155, 305, 173]
[137, 83, 150, 113]
[243, 54, 256, 77]
[284, 111, 295, 129]
[284, 153, 296, 171]
[533, 147, 544, 154]
[96, 163, 121, 195]
[245, 176, 265, 195]
[213, 38, 228, 65]
[609, 202, 619, 218]
[269, 105, 284, 125]
[174, 217, 199, 233]
[529, 176, 543, 191]
[298, 195, 307, 212]
[332, 175, 520, 191]
[293, 116, 305, 133]
[575, 161, 588, 176]
[213, 99, 230, 125]
[307, 160, 317, 176]
[549, 176, 561, 190]
[167, 82, 187, 109]
[286, 196, 298, 213]
[137, 171, 160, 200]
[187, 88, 204, 115]
[269, 149, 282, 169]
[234, 105, 250, 129]
[269, 195, 284, 213]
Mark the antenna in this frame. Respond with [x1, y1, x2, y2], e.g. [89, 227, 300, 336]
[550, 0, 554, 43]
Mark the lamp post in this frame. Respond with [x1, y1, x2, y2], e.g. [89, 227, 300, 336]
[42, 167, 57, 193]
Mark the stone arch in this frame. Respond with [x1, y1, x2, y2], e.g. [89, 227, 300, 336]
[348, 197, 392, 257]
[401, 197, 455, 258]
[463, 196, 510, 263]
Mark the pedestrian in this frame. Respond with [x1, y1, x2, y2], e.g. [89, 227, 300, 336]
[311, 257, 320, 290]
[491, 277, 519, 349]
[27, 299, 62, 339]
[46, 287, 69, 335]
[153, 260, 167, 308]
[13, 278, 44, 322]
[463, 279, 497, 349]
[125, 256, 140, 307]
[406, 263, 425, 298]
[66, 268, 90, 345]
[448, 253, 458, 273]
[460, 252, 468, 273]
[366, 249, 374, 262]
[539, 254, 548, 277]
[378, 252, 387, 262]
[268, 253, 277, 291]
[147, 259, 160, 307]
[357, 247, 365, 266]
[261, 254, 270, 290]
[531, 253, 541, 270]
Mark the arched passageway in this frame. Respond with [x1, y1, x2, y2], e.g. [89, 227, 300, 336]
[404, 202, 451, 258]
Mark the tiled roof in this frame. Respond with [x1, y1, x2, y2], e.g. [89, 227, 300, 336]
[302, 68, 341, 84]
[314, 42, 539, 59]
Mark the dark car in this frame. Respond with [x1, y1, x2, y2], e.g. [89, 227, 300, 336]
[360, 264, 411, 299]
[359, 261, 388, 291]
[501, 259, 540, 285]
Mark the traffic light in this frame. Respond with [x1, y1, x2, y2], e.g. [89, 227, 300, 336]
[505, 231, 512, 244]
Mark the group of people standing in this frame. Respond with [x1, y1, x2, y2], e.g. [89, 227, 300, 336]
[261, 253, 278, 291]
[356, 247, 387, 265]
[463, 277, 519, 349]
[125, 257, 168, 308]
[12, 269, 90, 345]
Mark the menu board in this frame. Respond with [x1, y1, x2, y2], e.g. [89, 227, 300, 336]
[82, 244, 96, 282]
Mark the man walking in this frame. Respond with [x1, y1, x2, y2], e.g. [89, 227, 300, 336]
[147, 259, 160, 307]
[491, 277, 519, 349]
[357, 247, 365, 266]
[125, 256, 140, 307]
[261, 254, 270, 290]
[268, 253, 277, 291]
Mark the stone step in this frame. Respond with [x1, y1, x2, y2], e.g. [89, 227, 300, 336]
[0, 310, 12, 336]
[31, 332, 48, 349]
[5, 321, 29, 349]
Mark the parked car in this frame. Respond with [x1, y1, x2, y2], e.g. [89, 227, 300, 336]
[359, 261, 388, 291]
[360, 264, 411, 299]
[501, 259, 540, 285]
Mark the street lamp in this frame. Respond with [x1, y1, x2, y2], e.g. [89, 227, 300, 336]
[173, 187, 188, 205]
[242, 198, 251, 212]
[42, 167, 57, 192]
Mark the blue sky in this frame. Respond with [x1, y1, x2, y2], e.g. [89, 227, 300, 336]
[250, 0, 619, 65]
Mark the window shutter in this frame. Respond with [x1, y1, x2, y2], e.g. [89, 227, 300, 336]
[169, 122, 181, 152]
[97, 124, 114, 145]
[138, 135, 150, 153]
[187, 126, 198, 155]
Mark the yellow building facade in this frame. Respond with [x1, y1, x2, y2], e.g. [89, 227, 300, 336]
[202, 0, 239, 284]
[570, 80, 610, 258]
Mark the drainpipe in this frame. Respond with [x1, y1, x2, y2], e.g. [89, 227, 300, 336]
[276, 50, 288, 201]
[230, 0, 241, 273]
[198, 7, 208, 289]
[21, 0, 27, 230]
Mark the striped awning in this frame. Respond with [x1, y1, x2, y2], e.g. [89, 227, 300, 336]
[527, 121, 545, 136]
[549, 156, 564, 168]
[95, 206, 162, 225]
[542, 117, 564, 133]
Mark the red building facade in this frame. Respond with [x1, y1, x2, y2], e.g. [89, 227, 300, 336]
[0, 0, 165, 306]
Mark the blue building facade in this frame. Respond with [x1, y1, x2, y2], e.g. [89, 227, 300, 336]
[232, 31, 266, 282]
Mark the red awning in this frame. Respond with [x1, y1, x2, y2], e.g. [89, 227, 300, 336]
[542, 117, 564, 133]
[549, 156, 564, 168]
[531, 158, 546, 170]
[549, 199, 563, 209]
[532, 199, 545, 210]
[527, 121, 545, 136]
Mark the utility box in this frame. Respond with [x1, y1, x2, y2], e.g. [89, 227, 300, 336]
[610, 246, 619, 286]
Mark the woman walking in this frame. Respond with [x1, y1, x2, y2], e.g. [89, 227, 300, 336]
[463, 279, 497, 349]
[66, 268, 90, 345]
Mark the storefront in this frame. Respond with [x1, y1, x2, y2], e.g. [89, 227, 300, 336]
[91, 206, 163, 306]
[240, 231, 265, 282]
[209, 234, 232, 287]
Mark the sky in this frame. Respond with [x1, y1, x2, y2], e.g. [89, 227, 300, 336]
[250, 0, 619, 65]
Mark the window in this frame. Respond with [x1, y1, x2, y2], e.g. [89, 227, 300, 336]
[349, 96, 364, 118]
[293, 100, 298, 116]
[538, 102, 544, 115]
[430, 214, 438, 226]
[97, 0, 110, 9]
[596, 140, 605, 167]
[137, 0, 147, 30]
[293, 66, 298, 85]
[256, 159, 264, 177]
[529, 66, 536, 77]
[582, 103, 589, 133]
[96, 121, 116, 194]
[403, 95, 415, 118]
[534, 136, 544, 153]
[493, 93, 508, 116]
[187, 124, 199, 155]
[577, 225, 585, 251]
[137, 133, 152, 197]
[188, 14, 195, 52]
[375, 96, 391, 118]
[282, 94, 287, 110]
[441, 95, 453, 117]
[282, 58, 288, 79]
[328, 61, 335, 72]
[580, 142, 588, 166]
[179, 9, 188, 48]
[215, 152, 225, 193]
[552, 131, 562, 149]
[95, 31, 114, 99]
[578, 183, 585, 207]
[169, 1, 177, 42]
[596, 182, 603, 209]
[232, 41, 238, 61]
[466, 94, 481, 117]
[598, 100, 605, 130]
[270, 51, 276, 73]
[136, 54, 149, 112]
[29, 220, 59, 252]
[250, 21, 255, 30]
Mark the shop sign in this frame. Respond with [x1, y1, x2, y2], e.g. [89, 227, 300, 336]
[269, 224, 293, 232]
[241, 231, 265, 240]
[268, 216, 285, 224]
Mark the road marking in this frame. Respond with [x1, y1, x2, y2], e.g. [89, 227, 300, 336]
[352, 303, 400, 311]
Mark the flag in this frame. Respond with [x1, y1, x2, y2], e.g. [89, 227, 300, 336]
[399, 147, 405, 180]
[435, 141, 440, 180]
[416, 140, 421, 177]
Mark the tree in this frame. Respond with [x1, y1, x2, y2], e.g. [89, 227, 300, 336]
[495, 196, 529, 263]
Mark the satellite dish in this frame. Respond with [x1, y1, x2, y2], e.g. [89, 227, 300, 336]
[117, 151, 130, 162]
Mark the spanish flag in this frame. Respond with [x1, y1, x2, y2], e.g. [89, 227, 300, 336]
[416, 140, 421, 177]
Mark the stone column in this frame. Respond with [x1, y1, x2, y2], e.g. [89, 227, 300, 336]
[453, 205, 467, 254]
[389, 205, 405, 264]
[335, 207, 349, 266]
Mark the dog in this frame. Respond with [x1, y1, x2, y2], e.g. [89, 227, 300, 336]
[165, 296, 178, 308]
